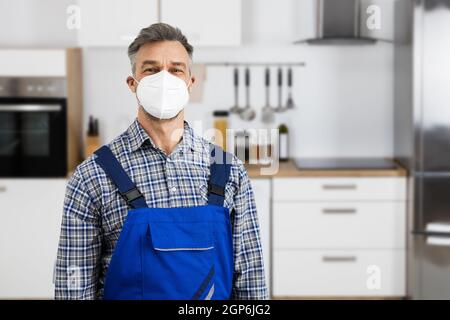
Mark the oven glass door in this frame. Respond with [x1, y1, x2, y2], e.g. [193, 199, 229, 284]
[0, 98, 67, 177]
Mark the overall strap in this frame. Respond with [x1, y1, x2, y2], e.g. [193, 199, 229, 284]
[208, 145, 232, 206]
[94, 145, 148, 209]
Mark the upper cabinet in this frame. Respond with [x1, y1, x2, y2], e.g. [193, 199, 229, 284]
[160, 0, 241, 46]
[77, 0, 158, 47]
[77, 0, 241, 47]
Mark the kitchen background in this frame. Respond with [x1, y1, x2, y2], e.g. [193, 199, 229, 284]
[0, 0, 449, 300]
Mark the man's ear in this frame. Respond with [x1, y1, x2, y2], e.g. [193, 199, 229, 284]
[188, 75, 196, 94]
[126, 76, 137, 93]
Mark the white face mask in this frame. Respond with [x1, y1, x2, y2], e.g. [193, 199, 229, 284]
[133, 70, 191, 120]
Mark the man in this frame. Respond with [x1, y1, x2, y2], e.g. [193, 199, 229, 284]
[55, 23, 268, 300]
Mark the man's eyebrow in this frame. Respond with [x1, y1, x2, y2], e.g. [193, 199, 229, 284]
[170, 61, 187, 69]
[141, 60, 161, 68]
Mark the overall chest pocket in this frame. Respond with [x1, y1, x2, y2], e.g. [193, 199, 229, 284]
[142, 221, 216, 299]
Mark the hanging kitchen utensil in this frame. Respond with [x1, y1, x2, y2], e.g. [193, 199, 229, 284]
[261, 67, 275, 123]
[275, 67, 283, 112]
[239, 67, 256, 121]
[229, 67, 241, 114]
[285, 67, 295, 109]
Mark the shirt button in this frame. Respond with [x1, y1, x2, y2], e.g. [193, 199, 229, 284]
[170, 186, 177, 193]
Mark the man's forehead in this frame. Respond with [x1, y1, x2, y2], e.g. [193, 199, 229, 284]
[136, 41, 189, 63]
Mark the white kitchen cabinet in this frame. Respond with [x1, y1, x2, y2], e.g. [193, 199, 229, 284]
[272, 176, 407, 298]
[78, 0, 158, 47]
[273, 201, 406, 249]
[273, 249, 405, 297]
[0, 179, 67, 299]
[273, 177, 406, 202]
[251, 178, 271, 295]
[0, 49, 67, 77]
[160, 0, 241, 46]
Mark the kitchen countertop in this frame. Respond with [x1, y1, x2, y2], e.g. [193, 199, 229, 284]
[244, 159, 408, 178]
[68, 159, 407, 179]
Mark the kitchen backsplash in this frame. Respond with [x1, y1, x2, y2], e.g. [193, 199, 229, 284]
[81, 43, 394, 158]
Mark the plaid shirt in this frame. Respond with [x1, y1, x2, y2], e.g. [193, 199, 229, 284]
[55, 119, 268, 300]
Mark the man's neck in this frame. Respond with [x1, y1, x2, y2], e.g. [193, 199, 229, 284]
[137, 107, 185, 156]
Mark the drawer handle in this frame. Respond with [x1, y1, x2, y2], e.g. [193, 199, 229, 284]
[322, 184, 357, 190]
[322, 208, 357, 214]
[0, 186, 7, 192]
[322, 256, 357, 263]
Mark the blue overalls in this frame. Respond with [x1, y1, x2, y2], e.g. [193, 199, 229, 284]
[94, 145, 234, 300]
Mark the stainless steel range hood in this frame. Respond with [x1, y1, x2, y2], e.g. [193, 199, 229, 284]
[294, 0, 409, 44]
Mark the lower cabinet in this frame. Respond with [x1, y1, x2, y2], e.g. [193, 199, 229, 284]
[273, 202, 406, 249]
[0, 179, 67, 299]
[272, 176, 407, 298]
[251, 178, 271, 294]
[273, 249, 405, 297]
[0, 174, 407, 298]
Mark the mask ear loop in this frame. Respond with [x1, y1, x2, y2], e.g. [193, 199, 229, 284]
[131, 76, 143, 107]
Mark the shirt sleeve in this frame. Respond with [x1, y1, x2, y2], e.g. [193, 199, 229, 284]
[230, 163, 269, 300]
[54, 171, 102, 300]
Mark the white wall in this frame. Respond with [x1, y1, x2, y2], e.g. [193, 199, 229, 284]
[83, 0, 395, 158]
[81, 47, 138, 143]
[189, 43, 394, 158]
[0, 0, 395, 158]
[190, 0, 394, 158]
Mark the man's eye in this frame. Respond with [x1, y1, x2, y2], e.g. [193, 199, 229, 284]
[171, 68, 184, 73]
[144, 68, 158, 73]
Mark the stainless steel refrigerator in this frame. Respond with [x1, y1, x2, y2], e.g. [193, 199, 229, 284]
[394, 0, 450, 299]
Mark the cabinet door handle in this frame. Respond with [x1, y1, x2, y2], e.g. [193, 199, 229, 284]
[0, 186, 7, 192]
[322, 184, 357, 190]
[322, 256, 357, 263]
[322, 208, 357, 214]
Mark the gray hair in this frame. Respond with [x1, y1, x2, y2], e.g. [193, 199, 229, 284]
[128, 23, 194, 75]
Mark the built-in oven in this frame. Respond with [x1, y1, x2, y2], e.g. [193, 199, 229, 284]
[0, 77, 67, 177]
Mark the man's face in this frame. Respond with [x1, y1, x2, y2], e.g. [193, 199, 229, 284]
[127, 40, 195, 93]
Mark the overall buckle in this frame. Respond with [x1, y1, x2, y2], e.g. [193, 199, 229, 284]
[121, 187, 144, 204]
[208, 183, 225, 197]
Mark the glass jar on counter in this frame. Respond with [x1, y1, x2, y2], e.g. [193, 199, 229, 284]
[213, 110, 229, 151]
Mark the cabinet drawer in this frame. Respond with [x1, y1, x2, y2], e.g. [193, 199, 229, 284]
[273, 202, 406, 249]
[273, 249, 405, 297]
[273, 177, 406, 201]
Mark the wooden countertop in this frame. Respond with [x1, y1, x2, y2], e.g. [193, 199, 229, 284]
[245, 159, 408, 178]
